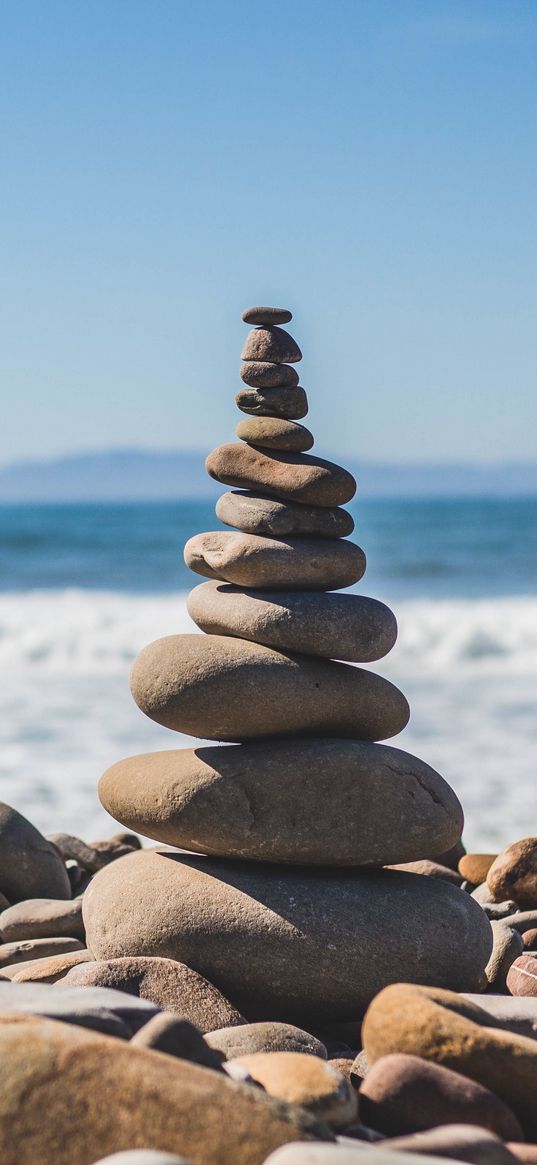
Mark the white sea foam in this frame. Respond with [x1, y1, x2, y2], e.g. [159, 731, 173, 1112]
[0, 588, 536, 848]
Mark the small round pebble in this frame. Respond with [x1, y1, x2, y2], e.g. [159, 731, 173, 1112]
[242, 306, 292, 325]
[240, 360, 299, 388]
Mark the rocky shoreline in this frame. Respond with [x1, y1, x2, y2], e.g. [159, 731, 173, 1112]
[1, 306, 536, 1164]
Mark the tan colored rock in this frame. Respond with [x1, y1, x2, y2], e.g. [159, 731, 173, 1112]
[362, 983, 537, 1136]
[184, 531, 365, 590]
[484, 922, 524, 991]
[241, 326, 302, 364]
[83, 850, 492, 1023]
[11, 948, 92, 983]
[229, 1052, 357, 1129]
[507, 955, 537, 997]
[62, 956, 245, 1032]
[240, 361, 300, 389]
[459, 853, 498, 885]
[216, 492, 354, 539]
[0, 936, 84, 968]
[236, 417, 314, 452]
[487, 840, 537, 907]
[130, 635, 409, 742]
[0, 1013, 327, 1165]
[206, 1022, 327, 1061]
[187, 584, 396, 662]
[0, 897, 84, 942]
[98, 740, 463, 866]
[206, 444, 356, 507]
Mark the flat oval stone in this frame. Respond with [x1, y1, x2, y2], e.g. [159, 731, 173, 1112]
[242, 326, 302, 364]
[130, 634, 409, 742]
[11, 949, 92, 983]
[62, 956, 245, 1031]
[240, 362, 300, 389]
[0, 1012, 326, 1165]
[0, 897, 84, 942]
[236, 417, 314, 453]
[206, 1022, 327, 1061]
[184, 532, 365, 590]
[187, 583, 396, 661]
[216, 492, 354, 539]
[0, 937, 84, 968]
[243, 306, 292, 325]
[362, 983, 537, 1138]
[0, 803, 71, 904]
[206, 444, 356, 507]
[98, 739, 463, 865]
[83, 851, 492, 1023]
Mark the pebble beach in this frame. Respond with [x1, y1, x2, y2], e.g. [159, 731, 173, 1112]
[1, 306, 537, 1165]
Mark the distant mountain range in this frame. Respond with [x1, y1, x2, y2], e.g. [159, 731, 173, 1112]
[1, 448, 537, 501]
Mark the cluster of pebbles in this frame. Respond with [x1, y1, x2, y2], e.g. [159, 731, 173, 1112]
[1, 309, 537, 1164]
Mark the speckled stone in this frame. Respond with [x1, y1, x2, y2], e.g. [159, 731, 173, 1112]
[240, 361, 300, 389]
[242, 326, 302, 364]
[216, 492, 353, 539]
[236, 417, 314, 452]
[236, 384, 308, 418]
[184, 531, 365, 590]
[206, 444, 356, 507]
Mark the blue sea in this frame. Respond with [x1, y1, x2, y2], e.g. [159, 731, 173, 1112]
[1, 497, 536, 850]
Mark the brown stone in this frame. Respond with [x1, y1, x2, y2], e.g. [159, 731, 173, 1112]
[242, 326, 302, 364]
[0, 897, 84, 942]
[358, 1052, 523, 1138]
[507, 1145, 537, 1164]
[523, 929, 537, 950]
[237, 384, 308, 419]
[236, 416, 314, 452]
[184, 532, 365, 590]
[98, 740, 463, 866]
[47, 831, 137, 873]
[459, 853, 498, 885]
[240, 361, 300, 389]
[507, 955, 537, 997]
[130, 634, 409, 742]
[0, 803, 70, 904]
[83, 851, 492, 1024]
[131, 1013, 225, 1071]
[0, 936, 84, 968]
[0, 1013, 328, 1165]
[485, 922, 524, 991]
[187, 584, 396, 662]
[206, 443, 356, 507]
[206, 1022, 327, 1061]
[11, 948, 92, 983]
[229, 1052, 357, 1129]
[216, 492, 354, 539]
[242, 306, 293, 325]
[384, 861, 462, 886]
[62, 956, 245, 1033]
[487, 840, 537, 908]
[362, 983, 537, 1136]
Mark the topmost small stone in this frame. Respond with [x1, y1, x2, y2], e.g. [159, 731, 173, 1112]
[242, 306, 292, 325]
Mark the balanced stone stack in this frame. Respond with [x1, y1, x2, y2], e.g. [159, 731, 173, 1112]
[85, 305, 492, 1023]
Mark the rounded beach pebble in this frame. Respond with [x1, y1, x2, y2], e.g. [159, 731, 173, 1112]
[98, 739, 463, 866]
[241, 326, 302, 364]
[487, 839, 537, 908]
[206, 1022, 327, 1061]
[184, 531, 365, 590]
[0, 802, 71, 903]
[83, 849, 493, 1022]
[206, 443, 356, 507]
[216, 492, 354, 539]
[227, 1052, 358, 1129]
[129, 634, 409, 742]
[236, 416, 313, 452]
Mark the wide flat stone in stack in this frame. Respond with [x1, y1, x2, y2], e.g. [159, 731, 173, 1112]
[85, 304, 492, 1023]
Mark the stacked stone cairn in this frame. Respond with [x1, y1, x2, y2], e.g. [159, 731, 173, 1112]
[85, 305, 492, 1027]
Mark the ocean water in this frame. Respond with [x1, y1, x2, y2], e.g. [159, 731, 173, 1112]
[1, 498, 536, 850]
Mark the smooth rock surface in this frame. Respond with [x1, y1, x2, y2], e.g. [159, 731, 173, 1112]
[0, 1013, 327, 1165]
[92, 1154, 193, 1165]
[62, 956, 245, 1031]
[0, 896, 84, 942]
[0, 802, 71, 903]
[184, 531, 365, 590]
[83, 850, 492, 1023]
[463, 993, 537, 1041]
[206, 444, 356, 507]
[206, 1022, 327, 1061]
[459, 854, 498, 885]
[237, 383, 307, 418]
[379, 1125, 520, 1165]
[131, 1013, 225, 1071]
[216, 492, 354, 539]
[263, 1143, 501, 1165]
[240, 362, 300, 389]
[358, 1052, 523, 1138]
[187, 584, 396, 662]
[0, 979, 159, 1037]
[237, 416, 314, 452]
[130, 635, 409, 742]
[362, 983, 537, 1135]
[242, 306, 293, 325]
[485, 923, 524, 991]
[11, 948, 92, 983]
[229, 1052, 357, 1129]
[507, 955, 537, 997]
[98, 740, 462, 866]
[242, 326, 302, 364]
[487, 840, 537, 908]
[0, 936, 84, 967]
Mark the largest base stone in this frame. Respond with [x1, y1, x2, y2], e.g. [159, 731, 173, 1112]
[83, 850, 492, 1022]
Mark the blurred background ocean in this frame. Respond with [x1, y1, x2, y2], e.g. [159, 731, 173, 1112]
[1, 494, 535, 850]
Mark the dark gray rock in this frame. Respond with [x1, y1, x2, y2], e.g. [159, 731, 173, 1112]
[0, 979, 159, 1037]
[0, 896, 85, 942]
[0, 802, 71, 903]
[242, 306, 292, 325]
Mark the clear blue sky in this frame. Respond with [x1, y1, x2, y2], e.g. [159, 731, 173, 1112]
[1, 0, 536, 465]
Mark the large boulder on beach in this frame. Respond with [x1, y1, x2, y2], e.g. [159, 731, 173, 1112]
[98, 740, 463, 866]
[0, 803, 71, 903]
[0, 1013, 327, 1165]
[130, 635, 409, 742]
[83, 850, 492, 1023]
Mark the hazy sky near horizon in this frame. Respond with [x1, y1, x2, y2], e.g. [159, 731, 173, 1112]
[1, 0, 536, 466]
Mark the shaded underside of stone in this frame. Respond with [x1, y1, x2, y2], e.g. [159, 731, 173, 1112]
[187, 582, 397, 661]
[129, 634, 409, 742]
[83, 850, 493, 1023]
[98, 739, 463, 865]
